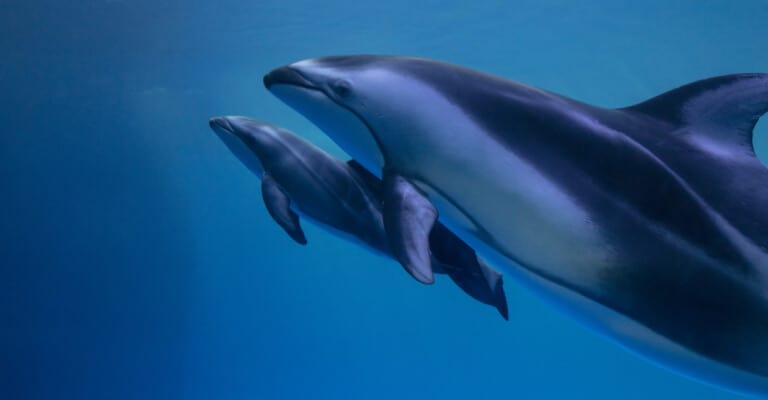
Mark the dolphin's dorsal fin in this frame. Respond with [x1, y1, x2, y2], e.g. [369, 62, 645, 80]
[382, 170, 437, 285]
[261, 173, 307, 245]
[622, 74, 768, 158]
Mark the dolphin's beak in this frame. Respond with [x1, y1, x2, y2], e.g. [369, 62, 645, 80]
[207, 116, 266, 178]
[209, 117, 234, 135]
[263, 66, 316, 90]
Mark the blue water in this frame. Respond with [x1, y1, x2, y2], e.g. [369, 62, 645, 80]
[3, 1, 767, 399]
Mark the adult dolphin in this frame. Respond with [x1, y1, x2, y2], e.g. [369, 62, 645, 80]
[208, 116, 508, 319]
[263, 55, 768, 395]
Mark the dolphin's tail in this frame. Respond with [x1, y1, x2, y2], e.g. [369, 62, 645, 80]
[622, 73, 768, 160]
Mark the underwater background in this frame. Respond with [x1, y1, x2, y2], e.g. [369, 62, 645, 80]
[3, 0, 768, 399]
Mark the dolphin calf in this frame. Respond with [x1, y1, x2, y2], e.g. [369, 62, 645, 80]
[208, 116, 508, 319]
[263, 55, 768, 395]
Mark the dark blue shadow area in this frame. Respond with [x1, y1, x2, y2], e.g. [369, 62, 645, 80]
[1, 2, 195, 398]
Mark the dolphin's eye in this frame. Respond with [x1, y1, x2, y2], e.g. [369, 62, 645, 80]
[331, 79, 352, 97]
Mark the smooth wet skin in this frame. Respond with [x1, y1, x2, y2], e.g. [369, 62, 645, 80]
[264, 55, 768, 396]
[209, 116, 509, 319]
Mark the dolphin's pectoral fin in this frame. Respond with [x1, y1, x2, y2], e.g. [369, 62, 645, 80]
[623, 73, 768, 158]
[383, 170, 437, 284]
[429, 223, 509, 320]
[261, 173, 307, 245]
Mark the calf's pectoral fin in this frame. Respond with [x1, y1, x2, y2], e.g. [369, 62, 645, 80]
[383, 170, 437, 285]
[261, 173, 307, 245]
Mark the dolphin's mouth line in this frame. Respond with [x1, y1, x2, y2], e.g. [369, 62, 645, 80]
[209, 117, 234, 134]
[263, 66, 319, 92]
